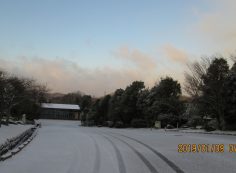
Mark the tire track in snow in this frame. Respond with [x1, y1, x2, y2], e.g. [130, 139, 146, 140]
[107, 134, 159, 173]
[102, 135, 127, 173]
[67, 133, 93, 173]
[110, 132, 185, 173]
[89, 135, 101, 173]
[66, 148, 79, 173]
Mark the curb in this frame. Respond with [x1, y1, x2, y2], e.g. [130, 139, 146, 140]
[170, 130, 236, 136]
[182, 131, 236, 136]
[0, 127, 39, 161]
[0, 153, 12, 161]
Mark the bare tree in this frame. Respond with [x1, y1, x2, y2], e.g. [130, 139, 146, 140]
[230, 54, 236, 63]
[184, 57, 211, 98]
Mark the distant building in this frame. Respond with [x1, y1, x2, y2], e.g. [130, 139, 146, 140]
[40, 103, 80, 120]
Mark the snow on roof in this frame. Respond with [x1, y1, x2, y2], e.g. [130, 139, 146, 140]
[41, 103, 80, 110]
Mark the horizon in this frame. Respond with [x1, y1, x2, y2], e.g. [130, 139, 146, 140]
[0, 0, 236, 96]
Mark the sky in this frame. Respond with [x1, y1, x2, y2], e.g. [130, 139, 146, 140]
[0, 0, 236, 96]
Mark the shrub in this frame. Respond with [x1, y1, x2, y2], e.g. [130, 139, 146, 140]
[205, 126, 216, 132]
[158, 113, 178, 128]
[86, 121, 95, 126]
[187, 115, 203, 127]
[131, 119, 147, 128]
[205, 119, 218, 131]
[114, 121, 124, 128]
[103, 121, 114, 127]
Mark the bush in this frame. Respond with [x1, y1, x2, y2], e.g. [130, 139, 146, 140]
[86, 121, 95, 126]
[166, 124, 175, 129]
[131, 119, 147, 128]
[80, 112, 86, 122]
[114, 121, 124, 128]
[205, 119, 218, 131]
[25, 119, 35, 125]
[187, 115, 203, 127]
[1, 120, 8, 126]
[158, 113, 178, 128]
[205, 126, 216, 132]
[103, 121, 113, 127]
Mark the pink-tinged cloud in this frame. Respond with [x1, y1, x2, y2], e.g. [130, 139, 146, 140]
[113, 46, 157, 70]
[0, 56, 160, 97]
[162, 44, 188, 63]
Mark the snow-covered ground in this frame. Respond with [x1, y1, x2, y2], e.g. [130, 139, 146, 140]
[0, 124, 33, 144]
[1, 119, 236, 173]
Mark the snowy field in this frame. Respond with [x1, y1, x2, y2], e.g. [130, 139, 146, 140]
[0, 124, 33, 144]
[0, 119, 236, 173]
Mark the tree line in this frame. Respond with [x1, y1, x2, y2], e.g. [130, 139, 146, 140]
[1, 55, 236, 130]
[80, 77, 185, 128]
[50, 55, 236, 130]
[48, 77, 184, 128]
[0, 69, 48, 127]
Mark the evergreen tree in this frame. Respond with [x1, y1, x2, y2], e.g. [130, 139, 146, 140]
[223, 63, 236, 129]
[120, 81, 145, 125]
[108, 89, 124, 123]
[201, 58, 229, 129]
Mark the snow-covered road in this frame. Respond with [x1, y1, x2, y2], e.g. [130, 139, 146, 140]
[1, 120, 236, 173]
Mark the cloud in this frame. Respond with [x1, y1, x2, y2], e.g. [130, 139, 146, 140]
[193, 0, 236, 54]
[0, 56, 159, 97]
[113, 46, 157, 70]
[0, 44, 190, 97]
[161, 44, 188, 63]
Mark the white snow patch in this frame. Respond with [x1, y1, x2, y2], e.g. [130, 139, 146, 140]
[0, 124, 33, 144]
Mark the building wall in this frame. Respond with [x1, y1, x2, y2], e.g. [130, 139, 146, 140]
[40, 108, 79, 120]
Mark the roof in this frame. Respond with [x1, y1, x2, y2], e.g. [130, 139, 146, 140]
[41, 103, 80, 110]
